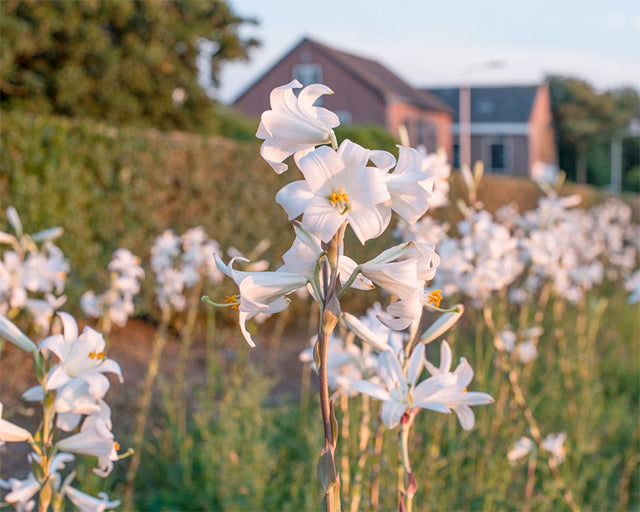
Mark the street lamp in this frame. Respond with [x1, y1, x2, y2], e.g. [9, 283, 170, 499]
[459, 60, 505, 169]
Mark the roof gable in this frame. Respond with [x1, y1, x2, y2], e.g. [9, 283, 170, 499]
[306, 38, 451, 113]
[234, 36, 451, 113]
[424, 85, 540, 123]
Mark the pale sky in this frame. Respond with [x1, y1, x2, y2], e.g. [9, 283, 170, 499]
[216, 0, 640, 104]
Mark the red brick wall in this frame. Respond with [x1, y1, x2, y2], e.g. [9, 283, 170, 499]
[386, 101, 453, 157]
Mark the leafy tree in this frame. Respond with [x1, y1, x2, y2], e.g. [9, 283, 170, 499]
[549, 76, 639, 189]
[0, 0, 259, 131]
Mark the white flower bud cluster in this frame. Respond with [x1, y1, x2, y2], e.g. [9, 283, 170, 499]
[81, 248, 145, 328]
[400, 191, 639, 306]
[151, 227, 223, 312]
[0, 207, 69, 333]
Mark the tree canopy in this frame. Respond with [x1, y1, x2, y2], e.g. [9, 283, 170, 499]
[0, 0, 259, 131]
[548, 75, 640, 189]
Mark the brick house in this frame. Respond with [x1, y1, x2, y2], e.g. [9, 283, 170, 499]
[423, 85, 557, 178]
[234, 37, 453, 155]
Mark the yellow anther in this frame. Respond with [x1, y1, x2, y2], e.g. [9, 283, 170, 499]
[427, 289, 443, 308]
[114, 441, 120, 451]
[462, 388, 468, 393]
[57, 271, 67, 280]
[89, 350, 105, 360]
[224, 295, 240, 311]
[328, 189, 350, 214]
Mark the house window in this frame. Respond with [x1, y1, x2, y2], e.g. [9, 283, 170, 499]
[453, 143, 460, 168]
[292, 63, 322, 86]
[490, 142, 506, 171]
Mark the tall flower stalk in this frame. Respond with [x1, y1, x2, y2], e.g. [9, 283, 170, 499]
[204, 80, 493, 511]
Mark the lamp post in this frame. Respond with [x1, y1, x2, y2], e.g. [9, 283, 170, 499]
[459, 60, 505, 169]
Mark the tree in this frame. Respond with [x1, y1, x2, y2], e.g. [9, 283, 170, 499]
[0, 0, 259, 131]
[548, 76, 639, 189]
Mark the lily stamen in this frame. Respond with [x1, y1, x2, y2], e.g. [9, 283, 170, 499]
[329, 189, 350, 214]
[427, 289, 443, 308]
[225, 295, 241, 311]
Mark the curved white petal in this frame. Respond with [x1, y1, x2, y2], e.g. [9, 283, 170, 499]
[454, 405, 476, 430]
[302, 196, 345, 242]
[348, 205, 390, 244]
[381, 400, 407, 429]
[297, 146, 344, 193]
[349, 379, 390, 401]
[58, 312, 78, 342]
[406, 343, 425, 387]
[276, 181, 315, 220]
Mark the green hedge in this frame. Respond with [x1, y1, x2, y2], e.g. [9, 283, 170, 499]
[0, 110, 297, 307]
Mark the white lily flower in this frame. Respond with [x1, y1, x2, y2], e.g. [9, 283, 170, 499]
[39, 313, 123, 392]
[257, 80, 340, 173]
[507, 436, 535, 464]
[382, 145, 433, 224]
[541, 432, 567, 464]
[214, 255, 308, 346]
[420, 341, 494, 430]
[64, 487, 121, 512]
[276, 141, 391, 244]
[0, 402, 32, 444]
[56, 406, 118, 477]
[350, 344, 457, 429]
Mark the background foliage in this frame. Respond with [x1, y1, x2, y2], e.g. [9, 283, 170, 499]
[548, 75, 640, 191]
[0, 0, 258, 132]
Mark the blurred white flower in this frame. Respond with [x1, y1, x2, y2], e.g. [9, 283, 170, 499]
[516, 340, 538, 364]
[625, 269, 640, 304]
[507, 436, 535, 464]
[541, 432, 567, 464]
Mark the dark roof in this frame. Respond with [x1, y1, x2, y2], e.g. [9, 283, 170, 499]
[423, 85, 540, 123]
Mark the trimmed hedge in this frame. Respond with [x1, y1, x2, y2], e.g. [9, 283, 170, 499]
[0, 111, 295, 307]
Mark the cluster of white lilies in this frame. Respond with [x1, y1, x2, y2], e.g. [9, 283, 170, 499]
[203, 80, 493, 512]
[0, 211, 123, 511]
